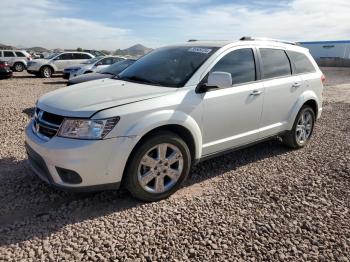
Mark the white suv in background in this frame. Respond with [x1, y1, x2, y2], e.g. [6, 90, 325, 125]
[25, 37, 324, 201]
[63, 56, 125, 79]
[0, 50, 32, 72]
[26, 52, 94, 78]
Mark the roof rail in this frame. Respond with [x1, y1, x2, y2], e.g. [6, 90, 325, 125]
[240, 36, 299, 45]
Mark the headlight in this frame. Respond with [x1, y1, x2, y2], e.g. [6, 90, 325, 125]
[58, 117, 120, 139]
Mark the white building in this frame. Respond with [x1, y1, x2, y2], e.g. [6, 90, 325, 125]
[299, 40, 350, 59]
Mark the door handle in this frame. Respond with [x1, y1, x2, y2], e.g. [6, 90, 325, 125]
[292, 82, 302, 88]
[250, 90, 263, 96]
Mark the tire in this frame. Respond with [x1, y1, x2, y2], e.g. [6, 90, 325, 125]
[283, 105, 315, 149]
[125, 131, 191, 201]
[13, 62, 25, 72]
[40, 66, 52, 78]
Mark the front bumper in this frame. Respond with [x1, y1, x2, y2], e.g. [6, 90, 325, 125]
[25, 121, 136, 192]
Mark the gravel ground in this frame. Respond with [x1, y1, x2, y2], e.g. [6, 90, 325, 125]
[0, 71, 349, 261]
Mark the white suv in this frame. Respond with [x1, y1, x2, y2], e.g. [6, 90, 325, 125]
[25, 37, 324, 201]
[0, 50, 32, 72]
[26, 52, 94, 78]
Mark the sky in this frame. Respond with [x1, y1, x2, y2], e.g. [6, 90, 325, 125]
[0, 0, 349, 50]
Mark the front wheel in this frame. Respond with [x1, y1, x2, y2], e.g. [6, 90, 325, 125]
[40, 66, 52, 78]
[125, 131, 191, 201]
[283, 105, 315, 149]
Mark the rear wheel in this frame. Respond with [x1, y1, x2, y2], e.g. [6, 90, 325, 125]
[283, 105, 315, 149]
[40, 66, 52, 78]
[14, 62, 25, 72]
[125, 131, 191, 201]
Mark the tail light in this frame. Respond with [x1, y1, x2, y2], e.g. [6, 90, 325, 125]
[0, 64, 5, 69]
[321, 74, 326, 83]
[27, 55, 32, 61]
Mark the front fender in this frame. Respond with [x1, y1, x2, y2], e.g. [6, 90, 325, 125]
[287, 90, 320, 130]
[124, 110, 203, 159]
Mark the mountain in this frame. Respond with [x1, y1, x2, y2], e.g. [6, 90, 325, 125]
[27, 46, 48, 53]
[115, 44, 152, 57]
[0, 43, 15, 50]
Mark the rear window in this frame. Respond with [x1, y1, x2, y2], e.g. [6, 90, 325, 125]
[15, 52, 26, 57]
[4, 51, 15, 57]
[286, 51, 316, 74]
[260, 48, 291, 79]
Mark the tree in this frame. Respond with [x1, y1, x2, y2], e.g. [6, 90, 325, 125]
[76, 47, 83, 51]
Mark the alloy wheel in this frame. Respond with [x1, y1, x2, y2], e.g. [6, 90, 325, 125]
[137, 143, 184, 194]
[295, 110, 313, 144]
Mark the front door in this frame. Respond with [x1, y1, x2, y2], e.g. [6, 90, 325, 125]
[201, 48, 264, 156]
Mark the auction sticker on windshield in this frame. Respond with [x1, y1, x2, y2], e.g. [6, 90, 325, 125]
[188, 47, 212, 54]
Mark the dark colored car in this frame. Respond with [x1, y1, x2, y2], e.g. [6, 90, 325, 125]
[0, 61, 13, 79]
[67, 59, 136, 86]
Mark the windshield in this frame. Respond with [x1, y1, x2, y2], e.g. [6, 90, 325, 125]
[117, 46, 218, 87]
[81, 57, 101, 64]
[101, 59, 136, 75]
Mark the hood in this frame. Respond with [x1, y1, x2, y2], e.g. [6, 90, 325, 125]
[68, 73, 112, 85]
[37, 79, 177, 118]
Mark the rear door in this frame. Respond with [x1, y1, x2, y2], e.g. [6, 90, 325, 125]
[72, 53, 92, 67]
[258, 48, 304, 138]
[2, 51, 15, 62]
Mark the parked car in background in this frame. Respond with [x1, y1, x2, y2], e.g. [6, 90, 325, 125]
[25, 38, 324, 201]
[26, 52, 94, 78]
[0, 50, 32, 72]
[0, 61, 13, 79]
[63, 56, 125, 79]
[67, 59, 136, 85]
[83, 50, 106, 57]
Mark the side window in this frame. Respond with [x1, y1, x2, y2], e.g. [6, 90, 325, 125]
[58, 53, 73, 60]
[4, 51, 15, 57]
[112, 57, 123, 63]
[260, 48, 291, 79]
[286, 51, 316, 74]
[15, 52, 25, 57]
[211, 48, 256, 85]
[74, 53, 92, 59]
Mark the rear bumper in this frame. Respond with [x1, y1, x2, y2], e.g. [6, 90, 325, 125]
[0, 71, 13, 78]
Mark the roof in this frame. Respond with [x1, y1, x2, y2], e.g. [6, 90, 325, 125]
[300, 40, 350, 45]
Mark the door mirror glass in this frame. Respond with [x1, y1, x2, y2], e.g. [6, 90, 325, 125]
[207, 71, 232, 88]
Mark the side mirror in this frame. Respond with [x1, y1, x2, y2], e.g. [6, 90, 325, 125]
[208, 71, 232, 88]
[96, 62, 102, 66]
[197, 71, 232, 93]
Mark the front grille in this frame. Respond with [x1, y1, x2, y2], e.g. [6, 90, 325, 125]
[33, 108, 64, 139]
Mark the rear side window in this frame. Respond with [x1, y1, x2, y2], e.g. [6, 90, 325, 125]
[15, 52, 25, 57]
[4, 51, 15, 57]
[58, 53, 73, 60]
[74, 53, 91, 59]
[260, 48, 291, 79]
[211, 48, 256, 85]
[286, 51, 316, 74]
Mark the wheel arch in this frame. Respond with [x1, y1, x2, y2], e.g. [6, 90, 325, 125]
[40, 64, 55, 73]
[287, 90, 320, 130]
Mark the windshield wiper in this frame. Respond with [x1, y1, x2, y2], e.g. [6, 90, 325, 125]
[119, 76, 162, 86]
